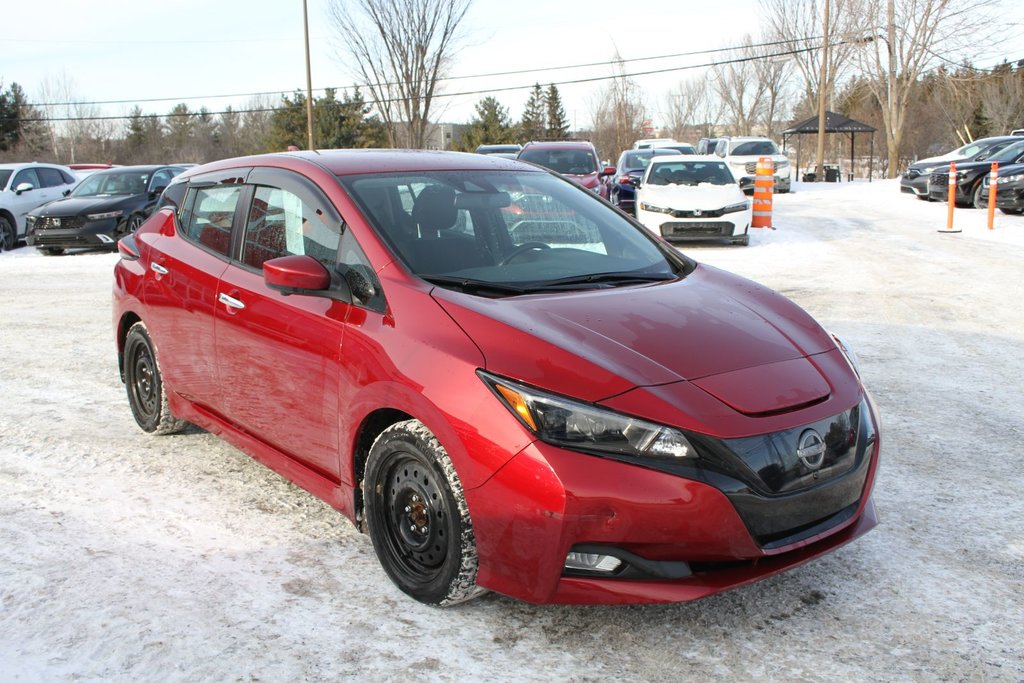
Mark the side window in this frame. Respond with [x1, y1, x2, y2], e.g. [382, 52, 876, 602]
[37, 168, 66, 188]
[13, 169, 41, 190]
[241, 186, 340, 270]
[337, 229, 385, 312]
[60, 169, 77, 185]
[150, 169, 174, 192]
[182, 185, 243, 257]
[158, 181, 188, 212]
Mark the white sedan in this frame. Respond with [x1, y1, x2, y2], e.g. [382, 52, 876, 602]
[634, 155, 752, 246]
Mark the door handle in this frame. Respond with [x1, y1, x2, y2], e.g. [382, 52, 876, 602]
[218, 292, 245, 310]
[151, 262, 169, 275]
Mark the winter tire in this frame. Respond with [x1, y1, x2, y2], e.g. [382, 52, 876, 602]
[38, 247, 64, 256]
[0, 216, 16, 251]
[364, 419, 484, 606]
[1000, 207, 1024, 215]
[123, 321, 187, 435]
[971, 183, 986, 210]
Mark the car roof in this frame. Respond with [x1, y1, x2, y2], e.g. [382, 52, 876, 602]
[521, 140, 595, 150]
[86, 164, 187, 176]
[648, 154, 723, 164]
[0, 162, 70, 170]
[180, 149, 537, 180]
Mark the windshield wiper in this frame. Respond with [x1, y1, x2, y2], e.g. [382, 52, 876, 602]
[422, 275, 530, 297]
[533, 271, 678, 290]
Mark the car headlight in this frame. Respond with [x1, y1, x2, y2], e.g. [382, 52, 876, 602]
[721, 201, 750, 214]
[997, 174, 1024, 184]
[638, 202, 673, 214]
[830, 333, 862, 378]
[776, 160, 790, 169]
[87, 210, 124, 220]
[26, 214, 38, 226]
[479, 371, 696, 460]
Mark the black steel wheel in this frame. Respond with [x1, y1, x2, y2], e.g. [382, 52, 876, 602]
[123, 322, 187, 434]
[0, 215, 15, 251]
[364, 420, 483, 605]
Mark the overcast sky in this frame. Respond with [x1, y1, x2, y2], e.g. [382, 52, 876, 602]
[3, 0, 1024, 131]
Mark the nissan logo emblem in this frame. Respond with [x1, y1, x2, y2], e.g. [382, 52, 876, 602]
[797, 429, 826, 470]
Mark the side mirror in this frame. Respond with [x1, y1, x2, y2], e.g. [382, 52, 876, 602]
[264, 255, 331, 294]
[15, 182, 34, 195]
[739, 177, 755, 192]
[601, 166, 616, 177]
[627, 177, 641, 187]
[63, 189, 72, 197]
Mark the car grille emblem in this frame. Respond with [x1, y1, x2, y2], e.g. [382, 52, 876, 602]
[797, 429, 826, 470]
[693, 209, 702, 217]
[53, 218, 61, 227]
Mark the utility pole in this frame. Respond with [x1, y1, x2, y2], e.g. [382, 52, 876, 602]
[303, 0, 316, 150]
[814, 0, 831, 181]
[886, 0, 896, 178]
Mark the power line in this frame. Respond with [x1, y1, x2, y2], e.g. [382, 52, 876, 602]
[25, 36, 823, 110]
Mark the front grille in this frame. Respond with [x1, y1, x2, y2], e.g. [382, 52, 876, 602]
[668, 207, 726, 218]
[661, 221, 732, 237]
[744, 160, 779, 174]
[35, 216, 85, 231]
[31, 232, 91, 247]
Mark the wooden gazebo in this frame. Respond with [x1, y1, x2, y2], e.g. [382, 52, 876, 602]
[782, 111, 877, 181]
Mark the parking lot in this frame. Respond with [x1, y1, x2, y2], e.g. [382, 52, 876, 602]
[1, 179, 1022, 681]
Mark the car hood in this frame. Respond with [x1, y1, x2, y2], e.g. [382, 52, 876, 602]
[564, 172, 600, 189]
[994, 162, 1024, 177]
[431, 264, 837, 411]
[32, 194, 139, 217]
[638, 184, 745, 209]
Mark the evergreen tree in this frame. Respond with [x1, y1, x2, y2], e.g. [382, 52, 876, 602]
[520, 83, 546, 142]
[0, 82, 36, 152]
[545, 84, 570, 139]
[270, 88, 386, 152]
[458, 96, 516, 151]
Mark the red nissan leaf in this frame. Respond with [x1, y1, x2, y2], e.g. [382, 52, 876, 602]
[113, 150, 880, 605]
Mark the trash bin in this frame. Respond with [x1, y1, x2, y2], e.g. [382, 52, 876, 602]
[824, 165, 840, 182]
[802, 172, 816, 182]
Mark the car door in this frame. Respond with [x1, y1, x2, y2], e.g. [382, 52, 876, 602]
[10, 168, 61, 236]
[213, 168, 349, 477]
[143, 169, 248, 410]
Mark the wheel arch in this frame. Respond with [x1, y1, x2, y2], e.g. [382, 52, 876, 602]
[350, 407, 414, 531]
[115, 311, 143, 383]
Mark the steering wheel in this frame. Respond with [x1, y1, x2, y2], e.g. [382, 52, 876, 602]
[499, 242, 550, 265]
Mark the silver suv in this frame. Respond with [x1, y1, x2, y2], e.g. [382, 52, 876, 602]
[712, 137, 791, 193]
[0, 163, 79, 251]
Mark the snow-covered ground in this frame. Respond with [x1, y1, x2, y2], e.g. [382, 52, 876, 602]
[1, 180, 1022, 681]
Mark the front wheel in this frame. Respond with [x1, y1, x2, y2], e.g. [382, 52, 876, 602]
[38, 247, 64, 256]
[972, 183, 986, 209]
[364, 420, 483, 605]
[0, 216, 15, 251]
[123, 322, 187, 434]
[1000, 207, 1024, 215]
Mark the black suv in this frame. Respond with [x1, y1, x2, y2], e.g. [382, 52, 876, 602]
[900, 136, 1020, 199]
[927, 139, 1024, 207]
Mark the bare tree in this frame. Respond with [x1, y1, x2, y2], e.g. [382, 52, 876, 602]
[978, 66, 1024, 136]
[664, 76, 725, 141]
[854, 0, 1002, 176]
[589, 54, 648, 162]
[712, 37, 771, 136]
[326, 0, 472, 149]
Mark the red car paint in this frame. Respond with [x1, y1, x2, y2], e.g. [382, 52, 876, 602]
[114, 150, 879, 605]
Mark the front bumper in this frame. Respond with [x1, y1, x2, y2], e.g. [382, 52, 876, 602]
[900, 173, 930, 196]
[26, 216, 123, 250]
[980, 183, 1024, 210]
[636, 206, 751, 242]
[465, 398, 881, 604]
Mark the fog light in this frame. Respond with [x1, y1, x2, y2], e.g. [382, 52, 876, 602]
[565, 552, 622, 573]
[97, 234, 115, 244]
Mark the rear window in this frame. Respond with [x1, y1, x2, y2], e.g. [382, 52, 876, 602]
[0, 170, 11, 190]
[518, 148, 598, 175]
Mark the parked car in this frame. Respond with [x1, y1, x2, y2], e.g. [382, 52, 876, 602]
[696, 137, 725, 155]
[0, 162, 79, 251]
[978, 161, 1024, 214]
[26, 165, 185, 255]
[609, 148, 681, 214]
[899, 136, 1020, 199]
[1011, 129, 1024, 136]
[68, 163, 117, 180]
[635, 155, 753, 245]
[474, 143, 522, 159]
[113, 149, 880, 606]
[926, 139, 1024, 207]
[517, 140, 615, 198]
[712, 137, 791, 193]
[633, 138, 694, 153]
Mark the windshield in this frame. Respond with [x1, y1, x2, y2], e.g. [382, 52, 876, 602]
[0, 170, 11, 190]
[340, 170, 682, 293]
[646, 160, 735, 186]
[730, 140, 779, 156]
[73, 171, 150, 197]
[986, 140, 1024, 163]
[518, 148, 598, 175]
